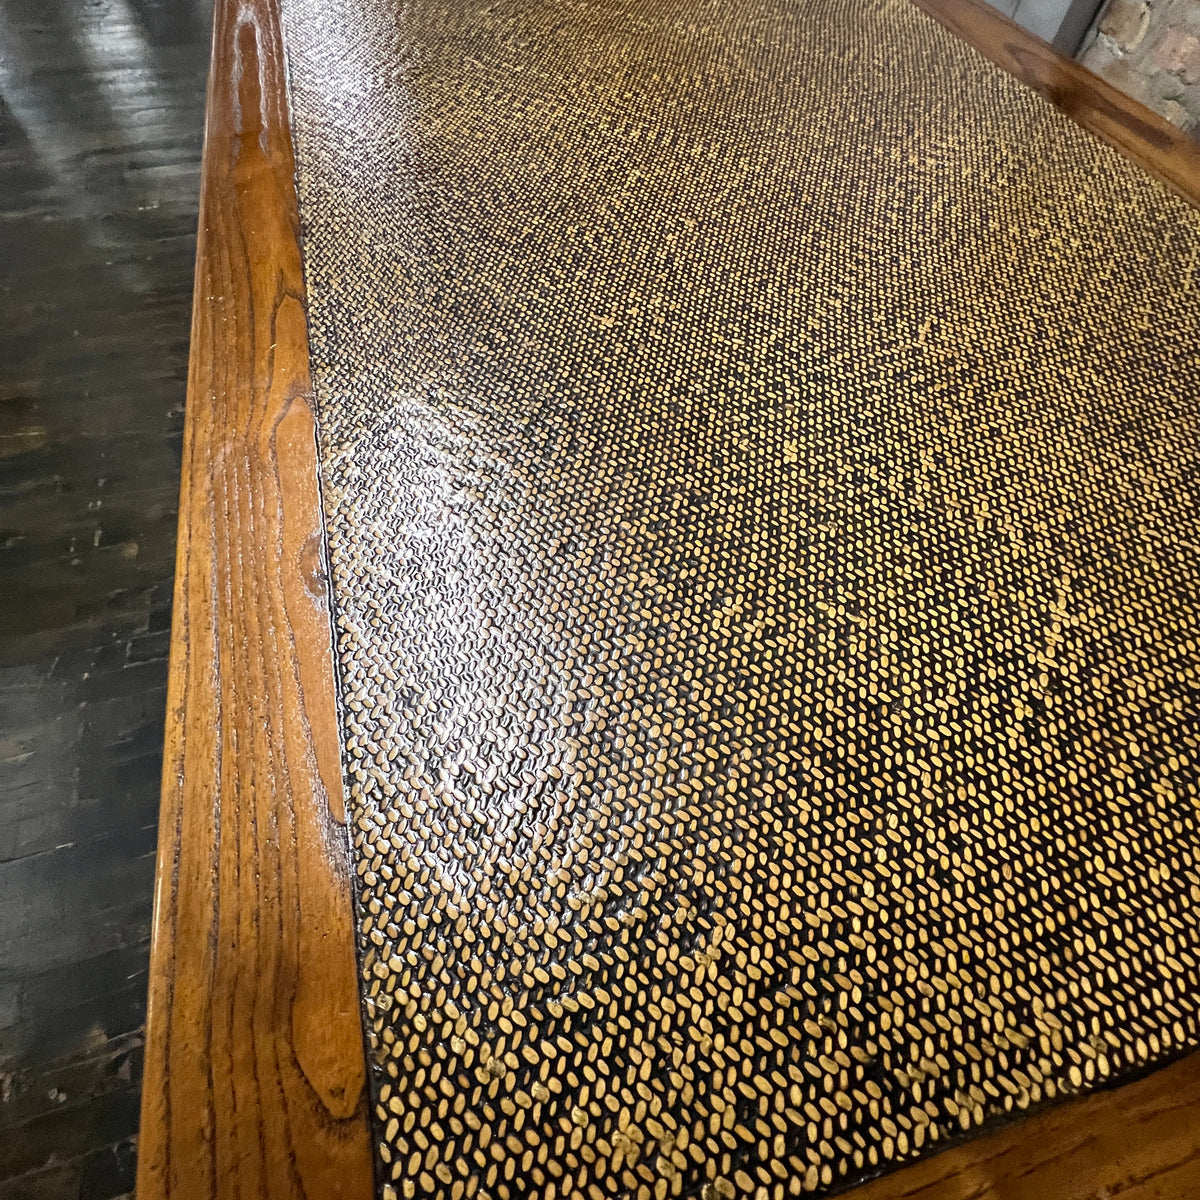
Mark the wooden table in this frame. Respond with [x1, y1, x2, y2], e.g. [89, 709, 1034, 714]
[136, 1, 1200, 1196]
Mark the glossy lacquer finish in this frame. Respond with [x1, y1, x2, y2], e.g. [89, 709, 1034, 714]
[0, 0, 209, 1195]
[133, 0, 374, 1196]
[288, 0, 1200, 1194]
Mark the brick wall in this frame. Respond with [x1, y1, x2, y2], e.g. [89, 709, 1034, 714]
[1079, 0, 1200, 132]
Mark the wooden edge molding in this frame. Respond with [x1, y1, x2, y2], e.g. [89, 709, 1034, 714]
[911, 0, 1200, 211]
[840, 1051, 1200, 1199]
[135, 0, 374, 1195]
[137, 0, 1200, 1196]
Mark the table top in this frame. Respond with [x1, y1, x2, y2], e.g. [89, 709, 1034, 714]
[137, 2, 1200, 1198]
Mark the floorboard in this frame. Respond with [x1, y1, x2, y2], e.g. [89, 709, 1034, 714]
[0, 1, 210, 1195]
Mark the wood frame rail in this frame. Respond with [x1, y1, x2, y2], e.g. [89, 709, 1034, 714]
[138, 0, 1200, 1195]
[913, 0, 1200, 210]
[135, 0, 373, 1194]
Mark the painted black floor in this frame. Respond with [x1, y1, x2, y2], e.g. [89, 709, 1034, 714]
[0, 1, 210, 1195]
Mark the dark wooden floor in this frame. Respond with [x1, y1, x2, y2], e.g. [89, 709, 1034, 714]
[0, 0, 210, 1195]
[3, 0, 1198, 1197]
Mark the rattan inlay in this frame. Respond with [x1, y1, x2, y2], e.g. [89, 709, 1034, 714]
[280, 0, 1200, 1195]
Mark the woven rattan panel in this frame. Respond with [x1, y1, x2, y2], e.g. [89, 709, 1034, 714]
[279, 0, 1200, 1195]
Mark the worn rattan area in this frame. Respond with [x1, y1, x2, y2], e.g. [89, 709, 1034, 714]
[279, 0, 1200, 1195]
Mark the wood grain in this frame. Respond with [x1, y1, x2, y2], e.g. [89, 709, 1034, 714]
[135, 0, 373, 1195]
[842, 1052, 1200, 1199]
[911, 0, 1200, 211]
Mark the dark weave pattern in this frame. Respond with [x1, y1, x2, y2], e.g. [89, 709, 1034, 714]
[279, 0, 1200, 1195]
